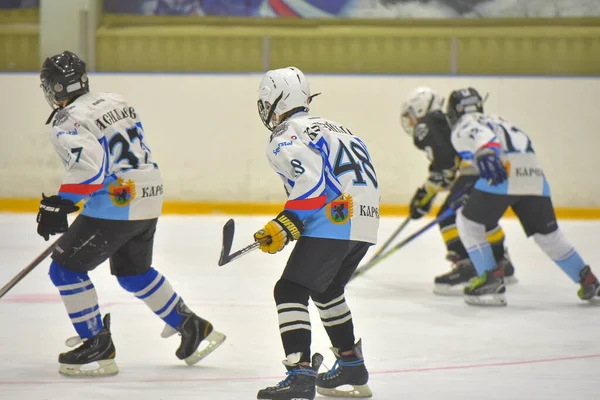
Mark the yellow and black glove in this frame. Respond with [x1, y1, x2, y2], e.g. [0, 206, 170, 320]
[409, 185, 438, 220]
[254, 211, 304, 254]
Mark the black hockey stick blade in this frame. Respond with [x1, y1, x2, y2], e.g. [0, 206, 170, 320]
[0, 238, 59, 300]
[218, 219, 261, 266]
[218, 219, 235, 267]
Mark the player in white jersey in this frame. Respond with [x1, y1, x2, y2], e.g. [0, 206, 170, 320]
[37, 51, 225, 376]
[446, 87, 600, 306]
[254, 67, 379, 400]
[400, 87, 516, 295]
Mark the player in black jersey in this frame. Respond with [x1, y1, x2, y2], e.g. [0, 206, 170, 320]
[400, 87, 516, 294]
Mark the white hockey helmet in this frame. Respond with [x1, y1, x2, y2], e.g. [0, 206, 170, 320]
[400, 87, 444, 136]
[257, 66, 314, 131]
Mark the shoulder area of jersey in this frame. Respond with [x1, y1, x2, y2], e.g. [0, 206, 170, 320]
[46, 92, 88, 127]
[453, 112, 484, 130]
[269, 114, 314, 143]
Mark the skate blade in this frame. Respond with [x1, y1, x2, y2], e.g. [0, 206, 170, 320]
[464, 293, 507, 307]
[433, 283, 467, 296]
[59, 359, 119, 377]
[317, 384, 373, 398]
[504, 275, 518, 285]
[184, 330, 226, 366]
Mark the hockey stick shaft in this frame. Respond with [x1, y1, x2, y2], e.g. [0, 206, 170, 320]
[350, 181, 475, 281]
[223, 242, 260, 265]
[0, 238, 59, 299]
[350, 207, 457, 281]
[363, 216, 410, 266]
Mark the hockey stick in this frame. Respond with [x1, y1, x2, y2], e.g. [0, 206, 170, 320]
[362, 216, 410, 267]
[0, 238, 59, 299]
[218, 219, 261, 267]
[350, 182, 474, 282]
[350, 207, 459, 282]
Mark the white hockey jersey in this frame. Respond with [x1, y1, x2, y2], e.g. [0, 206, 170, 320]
[47, 92, 163, 220]
[266, 113, 380, 244]
[450, 113, 550, 197]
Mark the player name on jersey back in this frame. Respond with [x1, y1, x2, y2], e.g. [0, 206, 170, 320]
[266, 113, 380, 244]
[49, 92, 163, 220]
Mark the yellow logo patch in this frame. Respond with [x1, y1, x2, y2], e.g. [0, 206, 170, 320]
[327, 193, 353, 224]
[108, 177, 136, 207]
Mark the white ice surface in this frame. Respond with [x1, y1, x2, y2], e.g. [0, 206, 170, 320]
[0, 214, 598, 400]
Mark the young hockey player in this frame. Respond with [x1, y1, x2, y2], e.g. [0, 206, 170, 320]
[400, 87, 516, 295]
[447, 87, 599, 306]
[37, 50, 225, 376]
[254, 66, 379, 399]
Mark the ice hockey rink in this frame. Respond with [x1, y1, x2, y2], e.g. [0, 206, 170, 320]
[0, 213, 598, 400]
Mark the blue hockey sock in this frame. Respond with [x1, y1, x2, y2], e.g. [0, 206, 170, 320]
[466, 243, 497, 276]
[554, 250, 586, 283]
[533, 230, 586, 283]
[49, 261, 103, 339]
[117, 268, 183, 329]
[457, 210, 497, 276]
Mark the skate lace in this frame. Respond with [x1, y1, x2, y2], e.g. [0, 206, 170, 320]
[323, 359, 363, 380]
[277, 368, 317, 388]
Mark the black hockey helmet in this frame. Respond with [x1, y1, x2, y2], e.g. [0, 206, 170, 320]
[446, 87, 484, 126]
[40, 50, 89, 109]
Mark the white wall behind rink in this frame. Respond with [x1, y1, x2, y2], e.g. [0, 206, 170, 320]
[1, 73, 598, 208]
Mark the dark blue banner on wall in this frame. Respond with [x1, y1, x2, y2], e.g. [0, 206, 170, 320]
[101, 0, 600, 18]
[0, 0, 38, 9]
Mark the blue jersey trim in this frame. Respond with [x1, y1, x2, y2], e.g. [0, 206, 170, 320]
[297, 172, 325, 200]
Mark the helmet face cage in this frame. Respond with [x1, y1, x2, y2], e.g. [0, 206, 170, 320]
[400, 107, 416, 136]
[257, 92, 283, 132]
[40, 76, 60, 109]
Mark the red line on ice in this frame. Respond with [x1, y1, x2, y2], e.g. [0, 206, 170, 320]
[1, 354, 598, 385]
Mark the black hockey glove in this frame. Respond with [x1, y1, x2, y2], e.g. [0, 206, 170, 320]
[409, 186, 436, 220]
[36, 194, 79, 241]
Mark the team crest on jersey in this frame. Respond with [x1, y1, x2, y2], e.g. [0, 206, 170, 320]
[327, 193, 353, 225]
[108, 177, 136, 207]
[414, 123, 429, 141]
[52, 109, 70, 127]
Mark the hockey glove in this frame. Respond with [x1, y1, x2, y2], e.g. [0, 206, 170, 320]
[254, 211, 304, 254]
[475, 146, 508, 186]
[409, 186, 437, 220]
[36, 194, 79, 241]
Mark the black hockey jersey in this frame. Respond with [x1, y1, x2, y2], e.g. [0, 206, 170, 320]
[412, 110, 462, 190]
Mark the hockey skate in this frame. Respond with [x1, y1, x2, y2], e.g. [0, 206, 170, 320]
[498, 251, 518, 285]
[464, 267, 506, 306]
[578, 266, 600, 301]
[317, 339, 372, 398]
[161, 299, 226, 365]
[58, 313, 119, 377]
[433, 253, 477, 296]
[257, 352, 323, 400]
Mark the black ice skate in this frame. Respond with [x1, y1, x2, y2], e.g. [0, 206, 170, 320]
[498, 251, 518, 285]
[433, 254, 477, 296]
[464, 267, 506, 306]
[317, 339, 372, 398]
[162, 299, 226, 365]
[257, 352, 323, 400]
[58, 313, 119, 377]
[578, 266, 600, 301]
